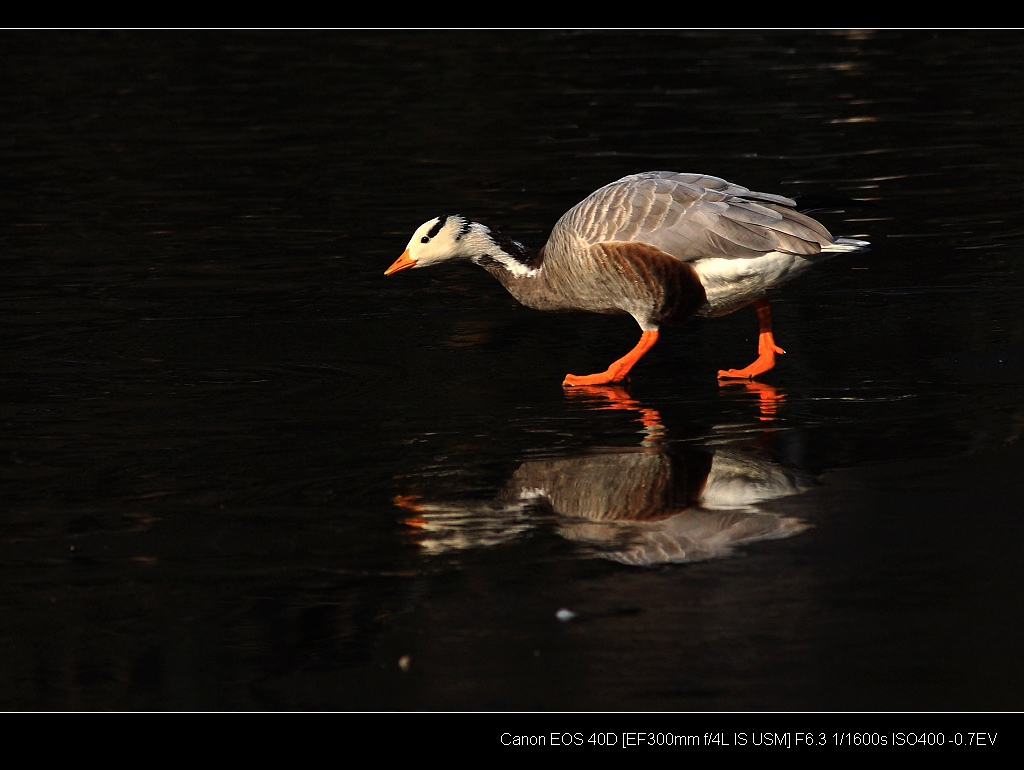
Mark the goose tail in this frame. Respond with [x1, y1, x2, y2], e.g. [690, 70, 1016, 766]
[825, 237, 870, 253]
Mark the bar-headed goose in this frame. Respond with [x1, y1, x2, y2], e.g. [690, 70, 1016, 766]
[386, 171, 868, 385]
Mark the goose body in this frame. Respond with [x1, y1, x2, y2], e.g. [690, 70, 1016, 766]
[386, 171, 868, 385]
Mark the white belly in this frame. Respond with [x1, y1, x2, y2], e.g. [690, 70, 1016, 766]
[693, 252, 811, 317]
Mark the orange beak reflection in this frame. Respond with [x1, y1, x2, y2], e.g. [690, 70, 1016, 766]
[384, 250, 417, 276]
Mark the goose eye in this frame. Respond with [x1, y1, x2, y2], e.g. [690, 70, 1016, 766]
[421, 236, 429, 243]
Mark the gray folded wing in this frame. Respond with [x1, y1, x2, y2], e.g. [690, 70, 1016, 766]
[550, 171, 834, 261]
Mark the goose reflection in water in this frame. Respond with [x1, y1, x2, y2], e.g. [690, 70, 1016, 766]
[395, 384, 812, 566]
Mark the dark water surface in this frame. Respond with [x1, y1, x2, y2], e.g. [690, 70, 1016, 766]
[3, 30, 1024, 714]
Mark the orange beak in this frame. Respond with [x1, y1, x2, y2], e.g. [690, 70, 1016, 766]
[384, 250, 417, 276]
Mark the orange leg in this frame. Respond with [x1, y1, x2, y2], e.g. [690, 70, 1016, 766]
[563, 330, 659, 387]
[717, 299, 785, 379]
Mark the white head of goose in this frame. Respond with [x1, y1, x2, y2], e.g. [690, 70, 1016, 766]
[386, 171, 868, 386]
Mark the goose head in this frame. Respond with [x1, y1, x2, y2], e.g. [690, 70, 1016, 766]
[385, 215, 534, 276]
[385, 215, 494, 275]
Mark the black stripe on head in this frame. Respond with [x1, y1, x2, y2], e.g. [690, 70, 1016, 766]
[426, 215, 448, 239]
[425, 215, 471, 241]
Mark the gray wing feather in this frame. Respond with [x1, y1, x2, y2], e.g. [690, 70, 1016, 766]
[549, 172, 833, 261]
